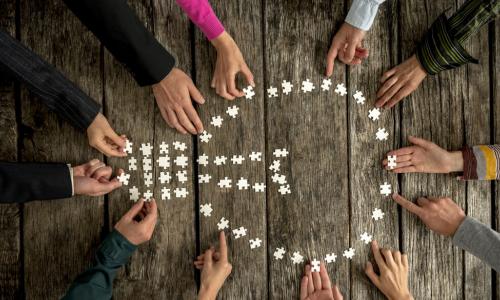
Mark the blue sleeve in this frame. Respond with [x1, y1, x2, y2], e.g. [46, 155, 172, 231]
[62, 230, 137, 300]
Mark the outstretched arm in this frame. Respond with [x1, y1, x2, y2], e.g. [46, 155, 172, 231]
[175, 0, 225, 40]
[63, 0, 176, 87]
[453, 217, 500, 272]
[0, 30, 100, 131]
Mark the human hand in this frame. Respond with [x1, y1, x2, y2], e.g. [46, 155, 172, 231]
[210, 31, 254, 100]
[299, 263, 343, 300]
[152, 68, 205, 135]
[382, 136, 463, 174]
[326, 22, 369, 76]
[114, 198, 158, 245]
[195, 231, 232, 300]
[392, 193, 466, 236]
[365, 240, 413, 300]
[375, 55, 427, 108]
[73, 159, 123, 196]
[87, 113, 126, 157]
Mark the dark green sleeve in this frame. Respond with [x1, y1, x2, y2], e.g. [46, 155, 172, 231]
[416, 0, 499, 75]
[62, 230, 137, 300]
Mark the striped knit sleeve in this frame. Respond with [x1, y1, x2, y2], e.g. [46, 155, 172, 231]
[416, 0, 499, 75]
[462, 145, 500, 180]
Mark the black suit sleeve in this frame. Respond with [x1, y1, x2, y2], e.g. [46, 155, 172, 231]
[0, 30, 101, 131]
[63, 0, 176, 86]
[0, 162, 73, 203]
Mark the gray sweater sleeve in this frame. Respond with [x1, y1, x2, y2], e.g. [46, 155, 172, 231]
[452, 216, 500, 272]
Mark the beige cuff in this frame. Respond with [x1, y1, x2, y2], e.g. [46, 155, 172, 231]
[67, 164, 74, 196]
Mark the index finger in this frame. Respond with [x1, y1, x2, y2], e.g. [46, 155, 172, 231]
[319, 262, 332, 289]
[326, 45, 339, 77]
[387, 146, 415, 157]
[218, 231, 228, 261]
[96, 141, 127, 158]
[392, 193, 424, 217]
[371, 240, 387, 271]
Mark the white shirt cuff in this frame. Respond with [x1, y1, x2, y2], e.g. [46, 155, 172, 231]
[67, 164, 74, 196]
[345, 0, 385, 31]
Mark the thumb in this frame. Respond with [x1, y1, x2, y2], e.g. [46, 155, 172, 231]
[95, 178, 122, 195]
[106, 128, 126, 148]
[365, 262, 381, 288]
[203, 248, 214, 267]
[408, 136, 434, 149]
[123, 199, 145, 220]
[332, 285, 343, 300]
[344, 42, 357, 63]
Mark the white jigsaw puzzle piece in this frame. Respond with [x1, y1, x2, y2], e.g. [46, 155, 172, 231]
[226, 105, 239, 118]
[267, 86, 278, 98]
[282, 80, 293, 95]
[210, 116, 223, 128]
[117, 172, 130, 186]
[200, 203, 213, 217]
[129, 186, 140, 201]
[273, 247, 286, 260]
[197, 154, 209, 167]
[128, 157, 137, 171]
[325, 253, 337, 264]
[380, 182, 392, 196]
[232, 226, 247, 239]
[372, 208, 385, 221]
[375, 128, 389, 141]
[217, 217, 229, 230]
[198, 174, 212, 183]
[243, 85, 255, 100]
[161, 187, 171, 201]
[249, 238, 262, 249]
[311, 259, 320, 272]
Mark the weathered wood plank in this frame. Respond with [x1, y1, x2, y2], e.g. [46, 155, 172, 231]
[104, 0, 197, 298]
[19, 0, 104, 298]
[400, 1, 467, 299]
[493, 19, 500, 299]
[194, 0, 267, 298]
[348, 0, 400, 299]
[0, 0, 21, 298]
[462, 18, 492, 299]
[264, 0, 350, 298]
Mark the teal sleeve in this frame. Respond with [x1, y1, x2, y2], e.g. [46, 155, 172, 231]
[62, 230, 137, 300]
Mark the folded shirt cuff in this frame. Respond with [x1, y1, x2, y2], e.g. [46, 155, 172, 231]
[416, 13, 478, 75]
[345, 0, 383, 31]
[97, 230, 137, 268]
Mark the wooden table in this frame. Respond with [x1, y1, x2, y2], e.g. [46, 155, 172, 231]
[0, 0, 498, 299]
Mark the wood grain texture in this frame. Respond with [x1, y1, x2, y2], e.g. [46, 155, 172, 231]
[19, 0, 104, 298]
[462, 18, 492, 299]
[493, 18, 500, 299]
[400, 1, 467, 299]
[0, 0, 21, 298]
[264, 0, 350, 298]
[103, 0, 197, 298]
[194, 0, 268, 298]
[0, 0, 498, 298]
[348, 1, 400, 299]
[151, 0, 197, 298]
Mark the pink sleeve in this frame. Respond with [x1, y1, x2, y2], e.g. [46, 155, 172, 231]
[175, 0, 225, 40]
